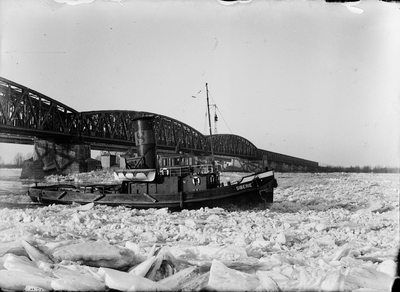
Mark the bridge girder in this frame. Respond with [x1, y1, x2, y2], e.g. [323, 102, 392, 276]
[211, 134, 260, 159]
[0, 78, 81, 142]
[259, 149, 318, 168]
[0, 77, 260, 159]
[0, 77, 318, 167]
[79, 110, 212, 155]
[80, 110, 138, 145]
[153, 114, 210, 154]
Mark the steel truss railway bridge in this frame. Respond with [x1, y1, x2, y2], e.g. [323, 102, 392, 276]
[0, 77, 318, 172]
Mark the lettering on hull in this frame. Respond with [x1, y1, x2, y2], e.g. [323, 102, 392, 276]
[236, 183, 252, 191]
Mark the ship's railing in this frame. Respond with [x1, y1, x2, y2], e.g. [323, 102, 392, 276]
[159, 164, 216, 177]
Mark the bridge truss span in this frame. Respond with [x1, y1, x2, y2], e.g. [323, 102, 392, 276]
[80, 110, 141, 148]
[0, 77, 319, 169]
[0, 77, 81, 143]
[80, 110, 211, 155]
[153, 114, 210, 154]
[259, 149, 319, 170]
[210, 134, 260, 159]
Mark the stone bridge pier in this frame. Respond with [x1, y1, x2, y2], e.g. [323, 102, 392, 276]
[21, 139, 95, 179]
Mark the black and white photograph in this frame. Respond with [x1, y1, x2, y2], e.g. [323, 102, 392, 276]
[0, 0, 399, 291]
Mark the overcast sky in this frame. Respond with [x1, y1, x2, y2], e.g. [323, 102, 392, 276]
[1, 0, 399, 167]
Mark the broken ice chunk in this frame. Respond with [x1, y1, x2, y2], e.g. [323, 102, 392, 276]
[0, 270, 55, 291]
[98, 267, 169, 291]
[208, 259, 260, 291]
[376, 259, 397, 277]
[21, 240, 53, 263]
[52, 241, 138, 269]
[345, 266, 394, 291]
[256, 270, 280, 291]
[330, 243, 353, 261]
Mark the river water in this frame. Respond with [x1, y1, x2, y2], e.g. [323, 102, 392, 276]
[0, 168, 41, 209]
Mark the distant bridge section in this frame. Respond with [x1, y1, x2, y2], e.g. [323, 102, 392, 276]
[0, 76, 318, 171]
[259, 149, 319, 171]
[211, 134, 260, 159]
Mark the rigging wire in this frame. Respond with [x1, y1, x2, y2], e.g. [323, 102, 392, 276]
[165, 98, 192, 116]
[165, 85, 204, 116]
[166, 84, 233, 135]
[206, 90, 234, 134]
[204, 108, 208, 135]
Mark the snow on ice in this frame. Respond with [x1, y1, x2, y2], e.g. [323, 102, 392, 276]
[0, 172, 398, 291]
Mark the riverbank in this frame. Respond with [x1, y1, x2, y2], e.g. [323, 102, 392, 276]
[0, 172, 398, 291]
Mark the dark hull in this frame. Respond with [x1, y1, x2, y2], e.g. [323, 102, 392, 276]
[28, 171, 277, 210]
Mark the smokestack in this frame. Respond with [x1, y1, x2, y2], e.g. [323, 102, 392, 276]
[133, 116, 156, 169]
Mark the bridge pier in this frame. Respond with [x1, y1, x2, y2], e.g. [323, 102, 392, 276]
[21, 139, 93, 179]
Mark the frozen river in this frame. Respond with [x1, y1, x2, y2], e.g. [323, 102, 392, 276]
[0, 168, 39, 209]
[0, 171, 398, 291]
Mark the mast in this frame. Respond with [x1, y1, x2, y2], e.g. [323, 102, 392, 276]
[206, 83, 214, 158]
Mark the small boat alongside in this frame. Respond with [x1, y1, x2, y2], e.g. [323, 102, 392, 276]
[28, 84, 278, 209]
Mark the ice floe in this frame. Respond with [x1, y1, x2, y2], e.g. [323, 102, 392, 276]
[0, 172, 398, 291]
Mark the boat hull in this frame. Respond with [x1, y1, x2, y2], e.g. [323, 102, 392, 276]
[27, 171, 277, 210]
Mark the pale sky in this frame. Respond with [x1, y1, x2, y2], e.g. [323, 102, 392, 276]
[1, 0, 399, 167]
